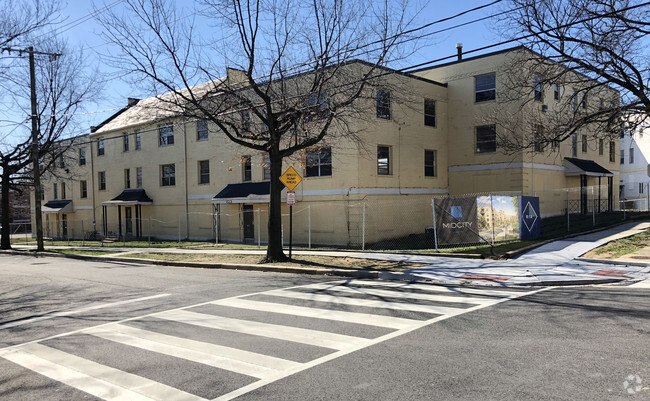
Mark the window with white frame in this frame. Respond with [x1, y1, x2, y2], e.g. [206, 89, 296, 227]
[476, 125, 497, 153]
[61, 183, 66, 199]
[242, 156, 252, 182]
[199, 160, 210, 184]
[620, 149, 625, 164]
[599, 139, 604, 155]
[377, 146, 391, 175]
[582, 135, 587, 153]
[123, 133, 129, 152]
[135, 131, 142, 150]
[534, 75, 542, 101]
[159, 124, 174, 146]
[197, 120, 209, 141]
[80, 181, 87, 198]
[630, 147, 634, 164]
[571, 134, 577, 157]
[124, 168, 131, 189]
[610, 141, 616, 163]
[306, 147, 332, 177]
[475, 73, 496, 102]
[161, 164, 175, 186]
[639, 182, 644, 194]
[424, 150, 436, 177]
[53, 183, 58, 199]
[98, 171, 106, 190]
[136, 167, 143, 188]
[97, 138, 104, 156]
[376, 89, 390, 119]
[424, 99, 436, 127]
[79, 148, 86, 165]
[263, 155, 270, 181]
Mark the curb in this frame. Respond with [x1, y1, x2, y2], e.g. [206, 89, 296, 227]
[575, 257, 650, 268]
[0, 249, 638, 288]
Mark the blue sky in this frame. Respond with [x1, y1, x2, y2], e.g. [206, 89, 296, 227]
[58, 0, 506, 133]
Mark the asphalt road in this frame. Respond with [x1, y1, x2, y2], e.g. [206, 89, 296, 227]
[0, 253, 648, 401]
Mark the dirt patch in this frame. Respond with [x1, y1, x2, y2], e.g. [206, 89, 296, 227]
[118, 253, 427, 271]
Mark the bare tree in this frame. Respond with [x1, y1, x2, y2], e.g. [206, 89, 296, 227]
[96, 0, 422, 262]
[0, 0, 59, 48]
[0, 39, 98, 250]
[494, 0, 649, 151]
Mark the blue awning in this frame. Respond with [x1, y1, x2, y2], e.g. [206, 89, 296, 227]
[42, 200, 73, 214]
[103, 189, 153, 205]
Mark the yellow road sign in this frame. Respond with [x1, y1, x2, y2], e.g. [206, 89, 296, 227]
[280, 165, 302, 191]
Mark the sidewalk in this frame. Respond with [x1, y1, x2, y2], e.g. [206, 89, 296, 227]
[6, 221, 650, 287]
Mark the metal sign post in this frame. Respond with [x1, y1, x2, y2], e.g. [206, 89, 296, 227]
[280, 166, 302, 261]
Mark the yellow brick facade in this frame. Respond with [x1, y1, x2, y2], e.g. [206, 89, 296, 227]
[33, 47, 620, 244]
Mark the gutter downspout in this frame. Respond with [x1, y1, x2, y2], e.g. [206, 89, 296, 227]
[89, 138, 96, 227]
[183, 120, 189, 239]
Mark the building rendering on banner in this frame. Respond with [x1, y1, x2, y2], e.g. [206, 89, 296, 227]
[32, 46, 621, 246]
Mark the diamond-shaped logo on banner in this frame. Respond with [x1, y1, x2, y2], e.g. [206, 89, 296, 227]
[522, 201, 538, 232]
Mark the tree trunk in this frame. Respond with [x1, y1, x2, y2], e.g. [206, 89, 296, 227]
[1, 168, 12, 250]
[264, 149, 287, 262]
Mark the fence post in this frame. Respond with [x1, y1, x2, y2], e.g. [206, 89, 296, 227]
[148, 217, 151, 244]
[431, 198, 438, 252]
[308, 205, 311, 249]
[281, 222, 284, 246]
[566, 190, 570, 232]
[257, 208, 261, 248]
[214, 208, 219, 247]
[362, 202, 366, 251]
[592, 186, 595, 227]
[490, 195, 495, 245]
[81, 220, 85, 247]
[178, 215, 181, 244]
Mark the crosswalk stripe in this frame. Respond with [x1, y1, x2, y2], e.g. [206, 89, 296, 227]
[341, 280, 520, 297]
[211, 297, 419, 330]
[263, 289, 470, 315]
[2, 343, 205, 401]
[293, 283, 491, 305]
[88, 323, 301, 372]
[155, 309, 371, 351]
[86, 325, 283, 380]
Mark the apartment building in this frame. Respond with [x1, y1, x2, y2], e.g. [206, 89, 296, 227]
[33, 46, 620, 245]
[619, 120, 650, 207]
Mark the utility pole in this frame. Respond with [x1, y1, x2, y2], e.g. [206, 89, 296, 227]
[1, 46, 61, 251]
[28, 46, 44, 251]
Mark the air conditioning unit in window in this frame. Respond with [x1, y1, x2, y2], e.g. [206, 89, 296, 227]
[541, 104, 548, 112]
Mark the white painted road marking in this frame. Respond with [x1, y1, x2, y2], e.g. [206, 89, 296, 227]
[0, 293, 171, 330]
[0, 280, 549, 401]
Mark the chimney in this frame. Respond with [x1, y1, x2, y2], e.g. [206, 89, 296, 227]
[456, 43, 463, 61]
[127, 97, 140, 106]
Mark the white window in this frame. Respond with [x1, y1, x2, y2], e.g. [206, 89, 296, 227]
[475, 73, 496, 102]
[377, 146, 391, 175]
[534, 75, 542, 101]
[124, 168, 131, 189]
[476, 125, 497, 153]
[98, 171, 106, 190]
[159, 124, 174, 146]
[424, 99, 436, 127]
[242, 156, 252, 182]
[199, 160, 210, 184]
[630, 147, 634, 164]
[161, 164, 175, 186]
[135, 131, 142, 150]
[306, 147, 332, 177]
[123, 133, 129, 152]
[197, 120, 209, 141]
[376, 90, 390, 119]
[79, 148, 86, 165]
[97, 138, 105, 156]
[424, 150, 436, 177]
[136, 167, 143, 188]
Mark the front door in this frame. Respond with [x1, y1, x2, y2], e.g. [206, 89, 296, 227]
[243, 205, 254, 241]
[125, 207, 133, 235]
[61, 214, 68, 237]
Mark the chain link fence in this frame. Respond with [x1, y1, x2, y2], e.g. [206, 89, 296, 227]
[21, 186, 650, 250]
